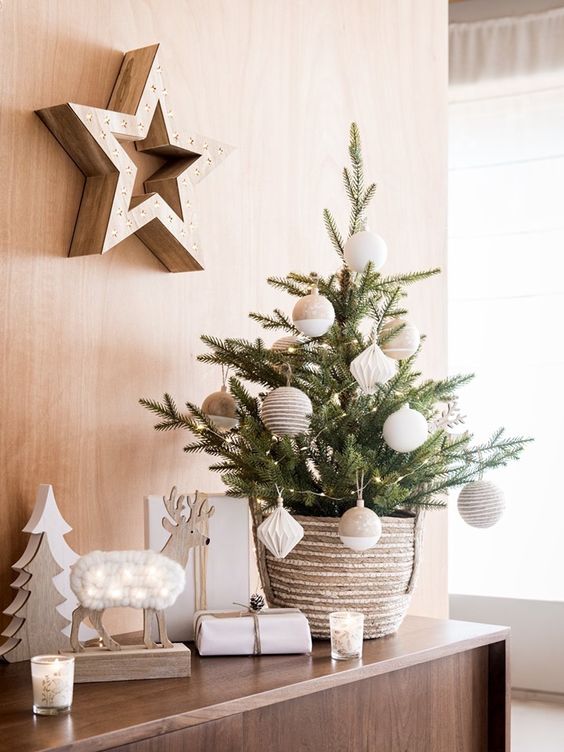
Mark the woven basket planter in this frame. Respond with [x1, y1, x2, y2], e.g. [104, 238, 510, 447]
[251, 503, 425, 639]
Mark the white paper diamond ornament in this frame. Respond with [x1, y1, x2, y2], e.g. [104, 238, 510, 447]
[350, 342, 397, 394]
[257, 495, 304, 559]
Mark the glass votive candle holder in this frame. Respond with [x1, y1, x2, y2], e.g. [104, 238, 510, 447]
[329, 611, 364, 660]
[31, 655, 75, 715]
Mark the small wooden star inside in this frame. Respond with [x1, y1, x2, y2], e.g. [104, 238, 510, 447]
[36, 44, 232, 273]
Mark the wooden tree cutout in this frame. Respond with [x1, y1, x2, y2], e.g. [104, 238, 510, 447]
[0, 485, 94, 662]
[36, 44, 232, 273]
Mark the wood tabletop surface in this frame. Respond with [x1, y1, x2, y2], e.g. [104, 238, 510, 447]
[0, 616, 509, 752]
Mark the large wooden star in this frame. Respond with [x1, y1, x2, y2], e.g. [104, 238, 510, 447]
[36, 44, 232, 272]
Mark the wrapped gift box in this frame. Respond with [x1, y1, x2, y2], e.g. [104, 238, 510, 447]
[194, 608, 312, 656]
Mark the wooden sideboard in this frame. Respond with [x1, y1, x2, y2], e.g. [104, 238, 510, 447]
[0, 616, 509, 752]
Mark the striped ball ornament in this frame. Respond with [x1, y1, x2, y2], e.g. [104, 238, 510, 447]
[261, 386, 312, 437]
[271, 336, 302, 353]
[457, 480, 505, 528]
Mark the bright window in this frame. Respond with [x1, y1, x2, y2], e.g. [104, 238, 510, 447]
[448, 84, 564, 600]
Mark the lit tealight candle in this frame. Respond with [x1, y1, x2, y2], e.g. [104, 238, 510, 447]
[30, 655, 75, 715]
[329, 611, 364, 661]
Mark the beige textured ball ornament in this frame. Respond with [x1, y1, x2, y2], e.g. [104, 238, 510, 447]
[338, 473, 382, 551]
[380, 318, 420, 360]
[202, 385, 238, 430]
[261, 366, 312, 437]
[292, 277, 335, 338]
[457, 479, 505, 528]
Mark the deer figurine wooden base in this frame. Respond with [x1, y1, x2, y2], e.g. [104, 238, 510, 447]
[69, 489, 213, 653]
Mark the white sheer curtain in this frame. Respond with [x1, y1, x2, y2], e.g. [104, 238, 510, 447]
[449, 9, 564, 600]
[450, 8, 564, 94]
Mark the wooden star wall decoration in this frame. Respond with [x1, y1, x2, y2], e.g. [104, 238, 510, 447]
[36, 44, 232, 272]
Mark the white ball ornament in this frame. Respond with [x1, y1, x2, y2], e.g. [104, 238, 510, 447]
[338, 497, 382, 551]
[202, 385, 238, 431]
[261, 386, 312, 437]
[292, 280, 335, 338]
[383, 403, 428, 453]
[457, 479, 505, 528]
[380, 318, 420, 360]
[344, 229, 388, 272]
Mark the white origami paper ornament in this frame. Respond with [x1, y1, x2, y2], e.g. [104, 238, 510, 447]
[257, 494, 304, 559]
[350, 342, 397, 394]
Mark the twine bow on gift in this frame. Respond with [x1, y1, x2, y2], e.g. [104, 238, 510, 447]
[242, 607, 262, 655]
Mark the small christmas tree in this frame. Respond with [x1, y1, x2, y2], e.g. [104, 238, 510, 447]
[141, 124, 529, 519]
[0, 533, 70, 662]
[0, 485, 95, 661]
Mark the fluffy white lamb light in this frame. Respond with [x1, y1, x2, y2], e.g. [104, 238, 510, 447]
[71, 550, 185, 612]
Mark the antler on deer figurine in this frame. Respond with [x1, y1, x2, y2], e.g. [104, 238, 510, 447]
[69, 488, 214, 652]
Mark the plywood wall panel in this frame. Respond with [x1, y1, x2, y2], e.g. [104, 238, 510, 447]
[0, 0, 447, 634]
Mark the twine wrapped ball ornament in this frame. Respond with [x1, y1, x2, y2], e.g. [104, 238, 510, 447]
[350, 342, 397, 394]
[344, 229, 388, 272]
[457, 479, 505, 528]
[261, 366, 312, 438]
[338, 472, 382, 551]
[257, 493, 305, 559]
[272, 336, 302, 353]
[383, 403, 428, 453]
[380, 318, 420, 360]
[202, 385, 238, 431]
[292, 277, 335, 337]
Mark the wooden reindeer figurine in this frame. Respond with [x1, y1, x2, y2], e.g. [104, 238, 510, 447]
[69, 488, 214, 652]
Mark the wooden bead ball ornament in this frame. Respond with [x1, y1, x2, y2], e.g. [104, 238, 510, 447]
[344, 228, 388, 273]
[380, 318, 420, 360]
[202, 376, 238, 431]
[457, 479, 505, 528]
[292, 276, 335, 338]
[338, 472, 382, 551]
[383, 403, 428, 453]
[261, 365, 312, 437]
[257, 490, 305, 559]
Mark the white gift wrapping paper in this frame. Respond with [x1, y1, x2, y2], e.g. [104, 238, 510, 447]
[194, 608, 312, 656]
